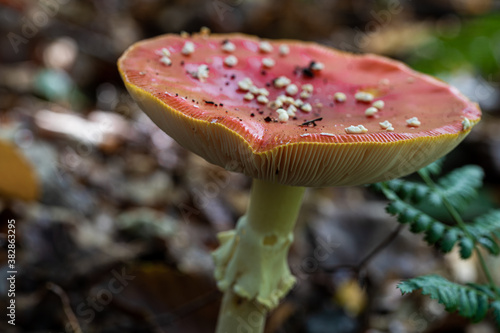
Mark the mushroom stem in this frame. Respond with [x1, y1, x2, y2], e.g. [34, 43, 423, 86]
[216, 289, 266, 333]
[213, 179, 305, 333]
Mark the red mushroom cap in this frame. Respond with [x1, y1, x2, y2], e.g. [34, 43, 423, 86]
[118, 33, 481, 187]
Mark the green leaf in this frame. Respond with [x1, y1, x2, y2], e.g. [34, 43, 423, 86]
[427, 191, 442, 206]
[414, 185, 429, 202]
[440, 229, 459, 253]
[492, 301, 500, 327]
[425, 223, 446, 245]
[420, 158, 444, 177]
[399, 206, 420, 224]
[468, 283, 498, 299]
[386, 200, 406, 215]
[377, 161, 500, 327]
[401, 182, 417, 200]
[384, 179, 430, 204]
[469, 210, 500, 239]
[386, 179, 403, 192]
[477, 236, 500, 256]
[459, 237, 474, 259]
[463, 210, 500, 256]
[438, 166, 483, 211]
[410, 214, 433, 233]
[473, 294, 490, 323]
[376, 162, 498, 259]
[369, 182, 383, 192]
[397, 275, 492, 323]
[460, 289, 474, 318]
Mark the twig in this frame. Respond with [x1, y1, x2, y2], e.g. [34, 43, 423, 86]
[358, 224, 405, 270]
[300, 118, 323, 127]
[46, 282, 83, 333]
[321, 224, 404, 274]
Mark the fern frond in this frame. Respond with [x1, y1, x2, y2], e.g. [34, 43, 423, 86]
[469, 210, 500, 239]
[464, 210, 500, 256]
[437, 166, 484, 211]
[492, 301, 500, 326]
[382, 188, 462, 252]
[468, 283, 499, 299]
[420, 158, 444, 177]
[459, 237, 474, 259]
[384, 195, 467, 252]
[384, 179, 430, 203]
[440, 229, 459, 253]
[385, 197, 436, 227]
[377, 161, 500, 327]
[477, 236, 500, 256]
[376, 166, 499, 257]
[425, 223, 446, 245]
[398, 275, 494, 323]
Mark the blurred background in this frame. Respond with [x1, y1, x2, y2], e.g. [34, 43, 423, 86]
[1, 0, 500, 332]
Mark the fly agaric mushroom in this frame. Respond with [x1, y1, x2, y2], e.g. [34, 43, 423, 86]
[118, 32, 481, 333]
